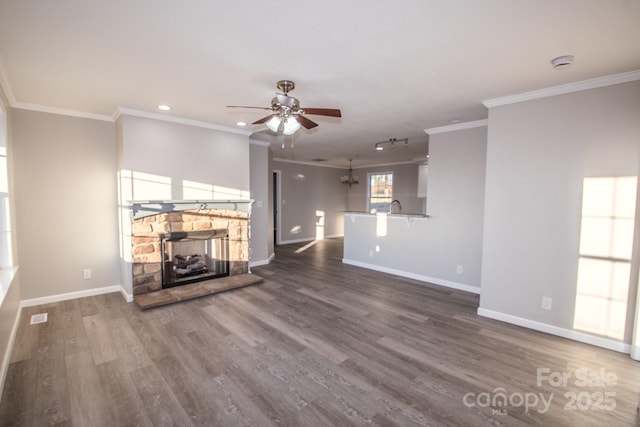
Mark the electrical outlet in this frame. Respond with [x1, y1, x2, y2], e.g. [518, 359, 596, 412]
[83, 269, 92, 280]
[456, 265, 463, 274]
[541, 297, 552, 310]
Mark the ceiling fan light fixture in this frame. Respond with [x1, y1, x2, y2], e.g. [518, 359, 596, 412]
[266, 116, 282, 133]
[283, 116, 301, 135]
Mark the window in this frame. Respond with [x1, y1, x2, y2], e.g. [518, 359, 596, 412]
[0, 104, 14, 306]
[368, 172, 393, 213]
[573, 176, 638, 340]
[0, 106, 12, 269]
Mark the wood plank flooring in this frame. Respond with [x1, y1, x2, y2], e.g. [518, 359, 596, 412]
[1, 237, 639, 426]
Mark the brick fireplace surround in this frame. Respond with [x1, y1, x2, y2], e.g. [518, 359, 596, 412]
[130, 208, 262, 309]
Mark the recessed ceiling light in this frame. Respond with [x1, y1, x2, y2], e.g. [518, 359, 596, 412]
[158, 105, 171, 111]
[551, 55, 574, 69]
[236, 121, 247, 126]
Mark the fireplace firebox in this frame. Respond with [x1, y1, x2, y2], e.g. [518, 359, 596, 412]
[160, 229, 230, 288]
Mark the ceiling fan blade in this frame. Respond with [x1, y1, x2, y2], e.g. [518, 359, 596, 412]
[296, 114, 318, 129]
[300, 108, 342, 118]
[227, 105, 272, 110]
[252, 114, 277, 125]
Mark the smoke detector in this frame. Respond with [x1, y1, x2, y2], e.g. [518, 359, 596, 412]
[551, 55, 574, 69]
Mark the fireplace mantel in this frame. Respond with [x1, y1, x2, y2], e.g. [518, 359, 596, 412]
[127, 199, 253, 220]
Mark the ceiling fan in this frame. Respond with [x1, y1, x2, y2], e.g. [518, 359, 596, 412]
[227, 80, 342, 135]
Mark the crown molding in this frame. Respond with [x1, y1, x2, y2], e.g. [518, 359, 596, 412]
[113, 107, 252, 136]
[483, 70, 640, 108]
[12, 102, 114, 122]
[272, 157, 422, 169]
[0, 58, 114, 121]
[354, 160, 419, 169]
[272, 157, 344, 169]
[425, 119, 488, 135]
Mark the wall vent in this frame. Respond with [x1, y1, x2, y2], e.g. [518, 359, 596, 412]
[30, 313, 48, 325]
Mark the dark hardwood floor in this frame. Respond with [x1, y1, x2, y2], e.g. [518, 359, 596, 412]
[1, 237, 639, 426]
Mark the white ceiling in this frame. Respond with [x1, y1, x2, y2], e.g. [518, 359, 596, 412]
[1, 1, 639, 168]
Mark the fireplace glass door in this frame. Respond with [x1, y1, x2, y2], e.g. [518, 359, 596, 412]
[160, 229, 230, 288]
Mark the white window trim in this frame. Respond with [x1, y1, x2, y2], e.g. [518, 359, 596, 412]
[366, 171, 394, 213]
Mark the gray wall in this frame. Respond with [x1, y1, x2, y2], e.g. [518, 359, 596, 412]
[343, 126, 487, 290]
[479, 81, 640, 344]
[12, 110, 120, 300]
[249, 142, 270, 264]
[267, 153, 274, 257]
[119, 115, 250, 198]
[346, 163, 425, 214]
[427, 126, 487, 284]
[273, 160, 347, 243]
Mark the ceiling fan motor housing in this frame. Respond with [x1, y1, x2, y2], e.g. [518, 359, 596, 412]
[276, 80, 295, 94]
[272, 95, 299, 114]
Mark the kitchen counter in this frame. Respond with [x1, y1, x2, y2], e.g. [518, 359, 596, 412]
[342, 211, 429, 218]
[342, 211, 480, 295]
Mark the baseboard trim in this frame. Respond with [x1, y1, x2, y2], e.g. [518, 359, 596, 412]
[119, 286, 133, 303]
[341, 258, 481, 295]
[279, 235, 344, 245]
[21, 284, 125, 308]
[250, 257, 271, 267]
[477, 307, 631, 354]
[0, 302, 22, 398]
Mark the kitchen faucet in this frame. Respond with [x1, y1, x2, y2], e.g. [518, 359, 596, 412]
[390, 199, 402, 214]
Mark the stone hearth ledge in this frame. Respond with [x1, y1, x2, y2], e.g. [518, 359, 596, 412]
[134, 273, 263, 309]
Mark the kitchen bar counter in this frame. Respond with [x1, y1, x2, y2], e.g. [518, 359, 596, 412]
[342, 211, 480, 295]
[342, 211, 429, 218]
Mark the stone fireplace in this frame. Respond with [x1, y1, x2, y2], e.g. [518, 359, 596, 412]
[131, 208, 250, 298]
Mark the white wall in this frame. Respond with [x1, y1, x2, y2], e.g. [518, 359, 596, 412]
[346, 163, 425, 214]
[12, 110, 121, 299]
[273, 160, 347, 243]
[343, 125, 487, 291]
[479, 81, 640, 345]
